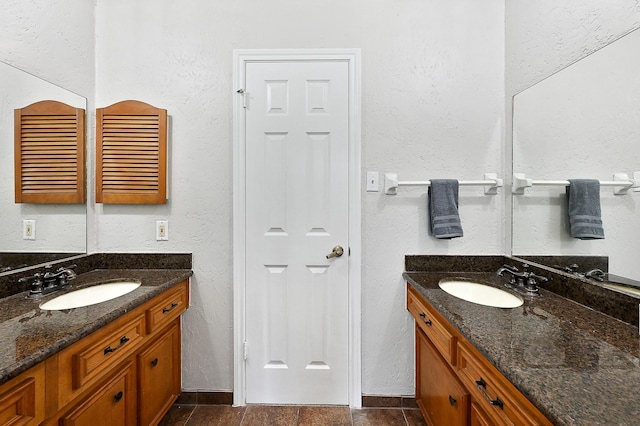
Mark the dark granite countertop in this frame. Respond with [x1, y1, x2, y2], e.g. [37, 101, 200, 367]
[404, 271, 640, 426]
[0, 268, 192, 386]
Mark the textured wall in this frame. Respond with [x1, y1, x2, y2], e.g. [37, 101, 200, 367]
[94, 0, 505, 395]
[0, 0, 94, 96]
[506, 0, 640, 95]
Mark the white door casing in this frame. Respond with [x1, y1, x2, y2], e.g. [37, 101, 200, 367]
[233, 49, 361, 407]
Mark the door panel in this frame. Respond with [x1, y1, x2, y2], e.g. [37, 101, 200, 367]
[245, 60, 349, 405]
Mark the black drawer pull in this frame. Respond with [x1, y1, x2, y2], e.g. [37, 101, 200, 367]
[162, 302, 179, 314]
[449, 395, 456, 406]
[475, 378, 504, 410]
[104, 336, 130, 355]
[113, 391, 123, 403]
[151, 358, 159, 367]
[418, 313, 432, 326]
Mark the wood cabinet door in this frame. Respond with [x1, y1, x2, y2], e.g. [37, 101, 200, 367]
[416, 327, 469, 426]
[137, 322, 180, 426]
[60, 361, 136, 426]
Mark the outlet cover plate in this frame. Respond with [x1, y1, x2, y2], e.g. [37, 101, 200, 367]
[156, 220, 169, 241]
[23, 220, 35, 240]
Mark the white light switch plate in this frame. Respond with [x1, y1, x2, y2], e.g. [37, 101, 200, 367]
[366, 171, 379, 192]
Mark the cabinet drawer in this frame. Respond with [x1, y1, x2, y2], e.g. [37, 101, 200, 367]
[457, 341, 552, 426]
[407, 285, 458, 365]
[0, 363, 45, 426]
[72, 314, 146, 390]
[146, 281, 188, 334]
[60, 361, 136, 426]
[54, 313, 146, 409]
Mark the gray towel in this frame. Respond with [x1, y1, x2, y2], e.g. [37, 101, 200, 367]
[566, 179, 604, 240]
[428, 179, 463, 239]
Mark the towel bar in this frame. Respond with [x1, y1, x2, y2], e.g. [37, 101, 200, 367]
[384, 173, 503, 195]
[512, 173, 639, 195]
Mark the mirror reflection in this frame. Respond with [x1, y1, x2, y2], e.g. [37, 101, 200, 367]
[0, 61, 86, 273]
[512, 28, 640, 282]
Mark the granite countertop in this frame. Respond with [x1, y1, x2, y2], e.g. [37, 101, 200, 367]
[404, 271, 640, 426]
[0, 268, 192, 386]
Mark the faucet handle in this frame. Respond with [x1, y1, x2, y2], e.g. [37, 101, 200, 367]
[19, 273, 45, 296]
[502, 264, 519, 272]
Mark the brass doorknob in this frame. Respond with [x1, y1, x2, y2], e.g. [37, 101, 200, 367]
[326, 245, 344, 259]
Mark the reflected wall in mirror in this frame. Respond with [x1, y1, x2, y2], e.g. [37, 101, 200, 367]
[512, 27, 640, 281]
[0, 61, 86, 273]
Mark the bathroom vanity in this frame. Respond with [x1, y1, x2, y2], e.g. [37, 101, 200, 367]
[0, 262, 191, 426]
[405, 255, 640, 425]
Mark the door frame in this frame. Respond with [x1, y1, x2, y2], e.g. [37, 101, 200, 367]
[232, 49, 362, 407]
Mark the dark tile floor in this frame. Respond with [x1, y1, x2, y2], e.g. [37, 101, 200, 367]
[159, 405, 427, 426]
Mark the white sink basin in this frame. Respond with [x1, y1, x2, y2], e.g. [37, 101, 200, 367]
[39, 281, 141, 311]
[438, 279, 524, 308]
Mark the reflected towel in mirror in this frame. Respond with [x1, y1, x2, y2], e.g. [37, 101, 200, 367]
[566, 179, 604, 239]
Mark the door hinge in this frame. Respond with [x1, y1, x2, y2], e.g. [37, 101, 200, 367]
[237, 88, 247, 108]
[243, 341, 248, 360]
[349, 247, 351, 256]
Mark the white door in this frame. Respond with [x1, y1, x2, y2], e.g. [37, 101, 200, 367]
[244, 60, 350, 405]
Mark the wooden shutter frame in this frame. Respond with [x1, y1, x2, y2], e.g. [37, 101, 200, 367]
[14, 100, 86, 204]
[96, 100, 167, 204]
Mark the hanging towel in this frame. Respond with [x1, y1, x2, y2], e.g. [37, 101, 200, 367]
[428, 179, 463, 239]
[566, 179, 604, 239]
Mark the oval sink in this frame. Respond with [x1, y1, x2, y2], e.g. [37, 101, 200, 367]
[39, 281, 141, 311]
[438, 279, 524, 308]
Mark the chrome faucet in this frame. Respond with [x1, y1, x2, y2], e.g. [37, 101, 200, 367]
[20, 264, 77, 298]
[497, 264, 548, 295]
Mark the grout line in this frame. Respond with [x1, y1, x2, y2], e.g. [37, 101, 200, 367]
[182, 405, 197, 426]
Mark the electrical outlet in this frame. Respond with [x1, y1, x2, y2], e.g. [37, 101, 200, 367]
[156, 220, 169, 241]
[23, 220, 35, 240]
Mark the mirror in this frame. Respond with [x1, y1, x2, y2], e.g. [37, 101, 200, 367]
[512, 28, 640, 281]
[0, 61, 86, 273]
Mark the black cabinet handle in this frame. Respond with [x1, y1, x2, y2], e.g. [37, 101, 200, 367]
[113, 391, 123, 403]
[418, 313, 432, 326]
[104, 336, 131, 355]
[162, 302, 179, 314]
[151, 358, 159, 367]
[449, 395, 457, 406]
[475, 378, 504, 410]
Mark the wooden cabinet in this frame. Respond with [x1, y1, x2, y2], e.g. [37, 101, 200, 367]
[138, 322, 180, 426]
[1, 279, 189, 426]
[407, 284, 552, 426]
[457, 341, 551, 426]
[416, 327, 468, 426]
[59, 361, 136, 426]
[0, 363, 45, 426]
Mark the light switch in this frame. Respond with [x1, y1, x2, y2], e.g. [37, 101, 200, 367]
[366, 171, 379, 192]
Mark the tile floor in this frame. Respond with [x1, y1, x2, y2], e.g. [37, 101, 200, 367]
[159, 405, 427, 426]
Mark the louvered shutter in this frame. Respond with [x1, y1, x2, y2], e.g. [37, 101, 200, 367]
[14, 100, 86, 204]
[96, 100, 167, 204]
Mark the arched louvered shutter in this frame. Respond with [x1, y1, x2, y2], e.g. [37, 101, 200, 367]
[14, 100, 86, 204]
[96, 100, 167, 204]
